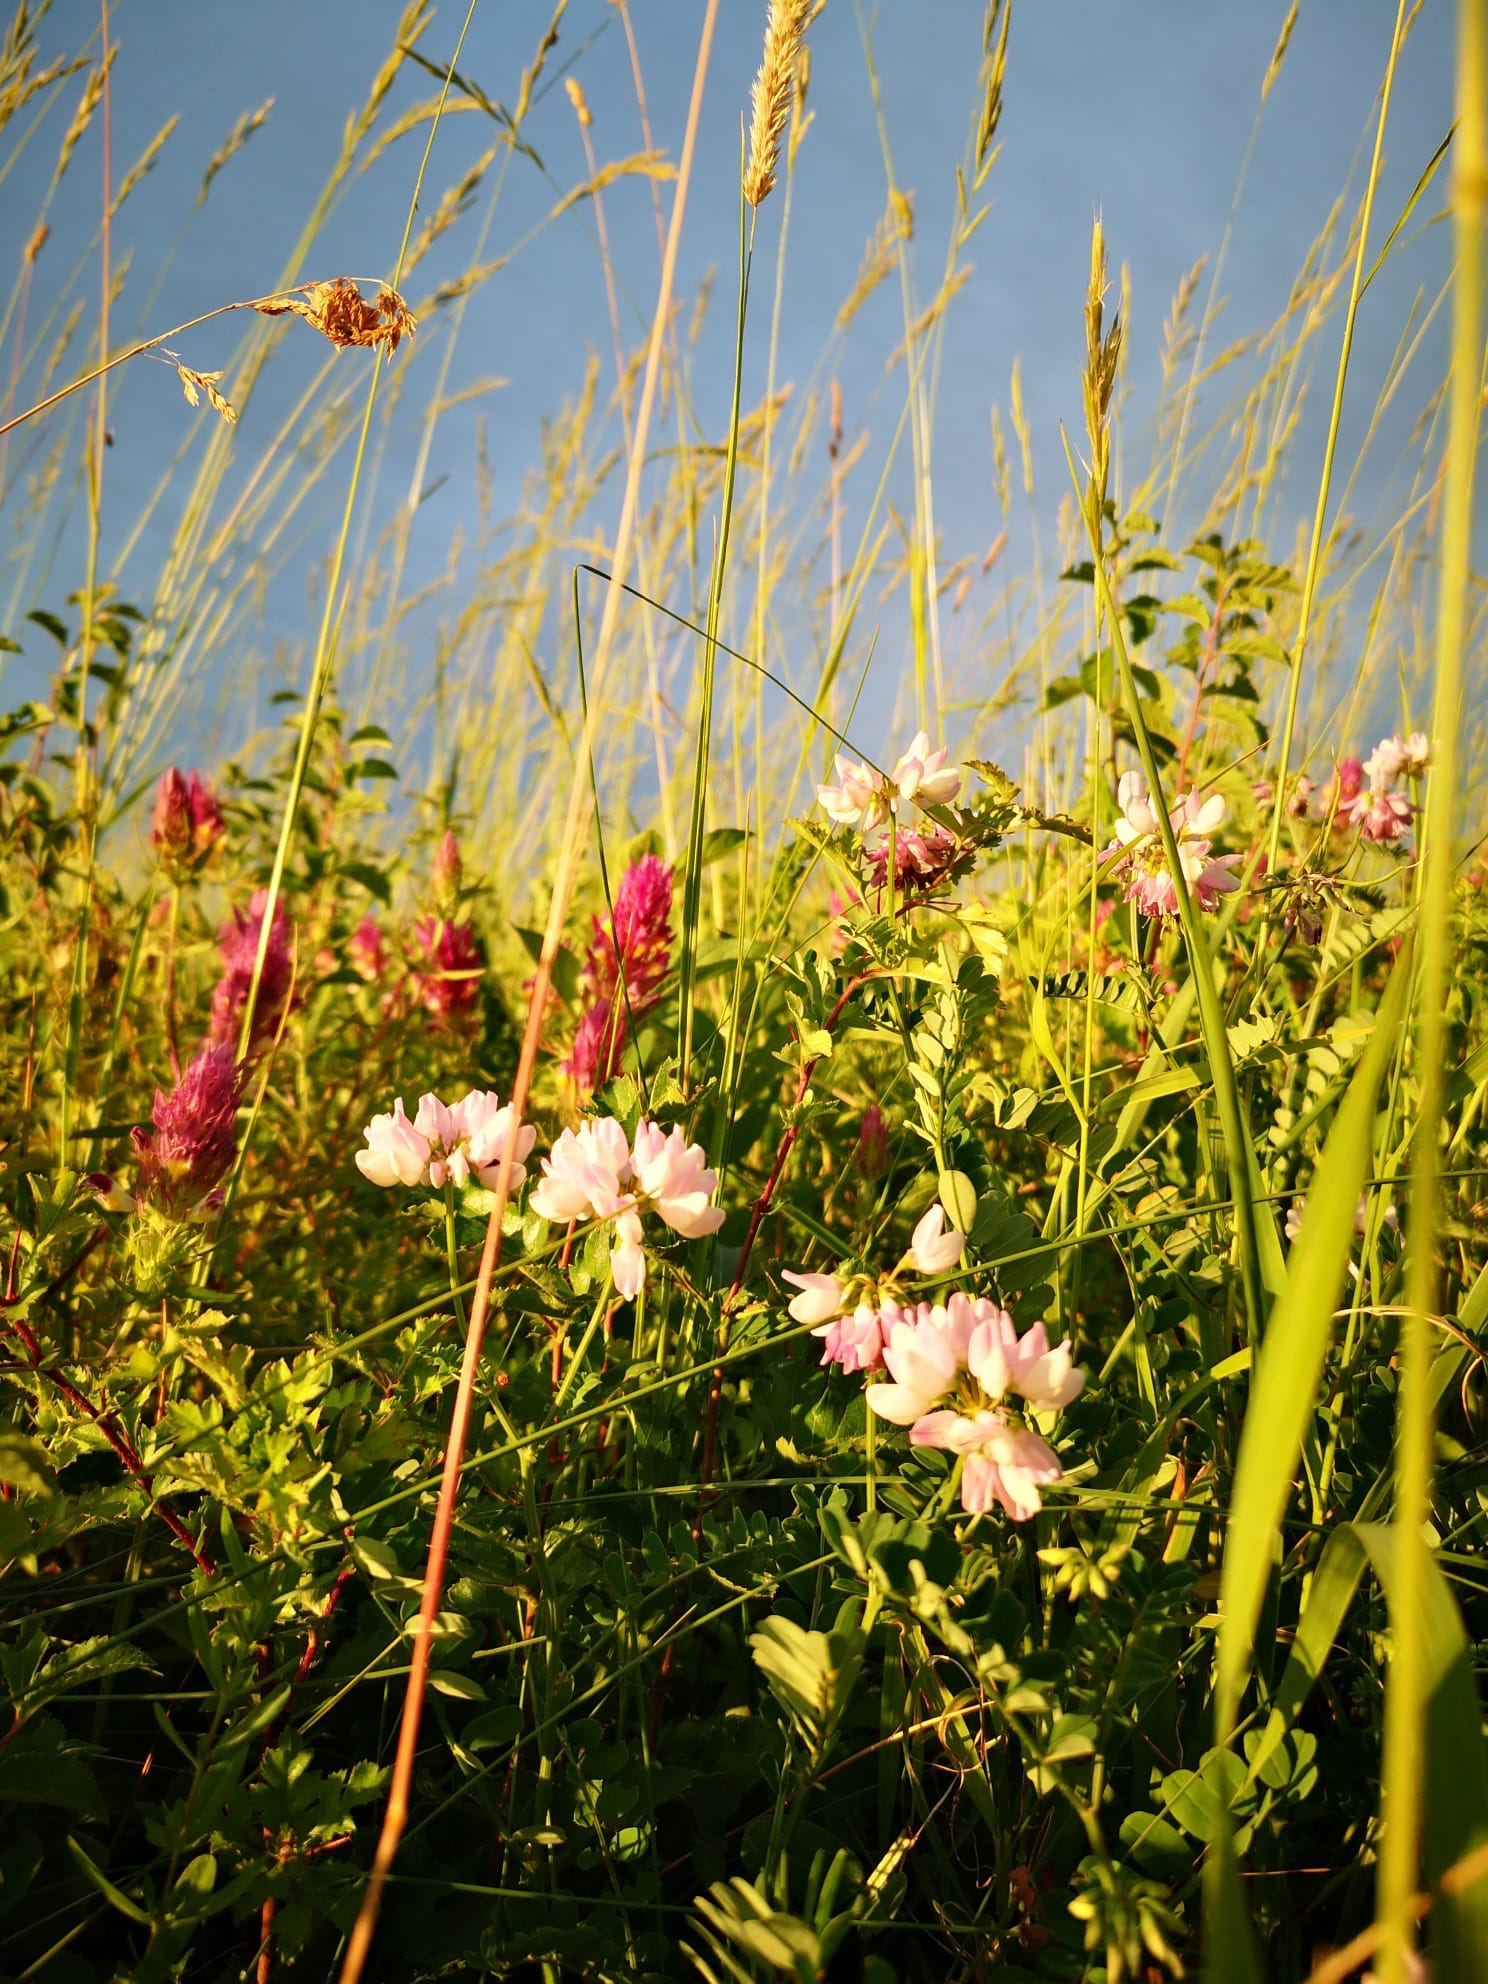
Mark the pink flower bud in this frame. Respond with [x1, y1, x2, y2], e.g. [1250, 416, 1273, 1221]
[431, 829, 463, 913]
[855, 1103, 889, 1180]
[151, 769, 224, 878]
[209, 891, 293, 1051]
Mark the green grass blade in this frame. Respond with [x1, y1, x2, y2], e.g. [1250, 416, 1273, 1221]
[1214, 951, 1408, 1745]
[1357, 1523, 1488, 1978]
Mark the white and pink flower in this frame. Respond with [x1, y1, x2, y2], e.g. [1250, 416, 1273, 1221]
[529, 1116, 723, 1300]
[357, 1089, 536, 1193]
[1363, 731, 1429, 787]
[817, 754, 890, 833]
[814, 1300, 887, 1375]
[890, 730, 962, 811]
[781, 1269, 845, 1325]
[910, 1410, 1064, 1521]
[906, 1204, 966, 1276]
[1107, 770, 1241, 921]
[1348, 786, 1413, 846]
[967, 1310, 1085, 1412]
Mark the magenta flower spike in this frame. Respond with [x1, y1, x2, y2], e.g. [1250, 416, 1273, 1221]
[130, 1045, 242, 1219]
[209, 889, 293, 1050]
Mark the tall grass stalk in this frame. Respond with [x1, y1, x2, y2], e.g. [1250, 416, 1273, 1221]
[1375, 1, 1485, 1975]
[1264, 0, 1409, 879]
[232, 12, 477, 1066]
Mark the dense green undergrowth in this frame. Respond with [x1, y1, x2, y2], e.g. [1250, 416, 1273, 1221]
[1, 3, 1486, 1981]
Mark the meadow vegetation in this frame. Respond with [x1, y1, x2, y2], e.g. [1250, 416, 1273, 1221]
[0, 2, 1485, 1980]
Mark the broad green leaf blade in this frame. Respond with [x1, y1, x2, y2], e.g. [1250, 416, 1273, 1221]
[1354, 1524, 1488, 1979]
[1214, 956, 1409, 1743]
[1245, 1525, 1366, 1788]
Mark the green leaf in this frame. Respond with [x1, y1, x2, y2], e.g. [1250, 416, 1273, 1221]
[67, 1836, 152, 1924]
[1214, 954, 1409, 1743]
[938, 1169, 977, 1233]
[0, 1434, 58, 1497]
[1353, 1523, 1488, 1974]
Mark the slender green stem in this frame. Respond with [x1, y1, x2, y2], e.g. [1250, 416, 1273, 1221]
[678, 192, 752, 1091]
[1265, 0, 1410, 874]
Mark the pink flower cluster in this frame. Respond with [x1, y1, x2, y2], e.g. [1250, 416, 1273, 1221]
[343, 834, 485, 1024]
[784, 1204, 1083, 1521]
[1312, 733, 1426, 847]
[1106, 770, 1240, 922]
[873, 1298, 1082, 1519]
[562, 856, 674, 1096]
[818, 731, 967, 898]
[209, 889, 294, 1050]
[529, 1116, 723, 1298]
[410, 914, 485, 1019]
[128, 1045, 242, 1220]
[357, 1089, 537, 1192]
[151, 769, 225, 879]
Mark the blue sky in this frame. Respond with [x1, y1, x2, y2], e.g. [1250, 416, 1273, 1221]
[0, 0, 1457, 766]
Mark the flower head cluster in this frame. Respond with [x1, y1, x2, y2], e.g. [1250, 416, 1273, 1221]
[1106, 770, 1240, 922]
[357, 1089, 536, 1193]
[817, 730, 962, 835]
[209, 890, 294, 1050]
[1311, 734, 1425, 848]
[785, 1197, 1082, 1521]
[862, 820, 970, 895]
[529, 1116, 723, 1298]
[784, 1205, 968, 1372]
[410, 914, 484, 1020]
[151, 769, 225, 879]
[348, 913, 387, 984]
[562, 856, 674, 1097]
[873, 1297, 1082, 1521]
[129, 1045, 242, 1220]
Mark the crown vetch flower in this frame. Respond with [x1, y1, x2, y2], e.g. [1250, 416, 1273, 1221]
[863, 820, 968, 894]
[357, 1089, 536, 1193]
[907, 1204, 966, 1276]
[910, 1409, 1063, 1521]
[357, 1098, 431, 1188]
[890, 730, 962, 810]
[866, 1295, 981, 1424]
[629, 1120, 726, 1239]
[1348, 786, 1413, 846]
[209, 889, 293, 1049]
[817, 752, 890, 833]
[151, 769, 225, 877]
[1363, 731, 1430, 787]
[781, 1268, 845, 1325]
[529, 1117, 721, 1299]
[967, 1310, 1085, 1411]
[131, 1045, 242, 1218]
[1107, 770, 1240, 922]
[814, 1300, 887, 1375]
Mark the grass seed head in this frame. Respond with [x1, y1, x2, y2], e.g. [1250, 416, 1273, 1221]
[255, 278, 417, 360]
[743, 0, 813, 209]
